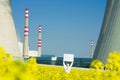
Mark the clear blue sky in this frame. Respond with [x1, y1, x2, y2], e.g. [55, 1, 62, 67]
[12, 0, 107, 58]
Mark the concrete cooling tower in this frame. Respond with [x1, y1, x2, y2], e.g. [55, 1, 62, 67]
[93, 0, 120, 63]
[0, 0, 21, 58]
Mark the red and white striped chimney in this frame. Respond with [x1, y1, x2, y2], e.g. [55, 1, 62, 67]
[23, 8, 29, 58]
[38, 25, 42, 56]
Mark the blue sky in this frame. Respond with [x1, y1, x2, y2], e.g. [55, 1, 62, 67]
[12, 0, 107, 57]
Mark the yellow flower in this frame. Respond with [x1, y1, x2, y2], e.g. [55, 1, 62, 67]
[1, 47, 120, 80]
[0, 46, 5, 59]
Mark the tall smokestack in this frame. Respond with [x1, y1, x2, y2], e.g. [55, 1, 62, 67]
[23, 8, 29, 58]
[0, 0, 21, 58]
[90, 40, 94, 58]
[38, 25, 42, 56]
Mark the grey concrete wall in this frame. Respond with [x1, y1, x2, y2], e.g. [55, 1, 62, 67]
[93, 0, 120, 63]
[0, 0, 21, 58]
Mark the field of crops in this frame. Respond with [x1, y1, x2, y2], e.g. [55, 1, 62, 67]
[0, 46, 120, 80]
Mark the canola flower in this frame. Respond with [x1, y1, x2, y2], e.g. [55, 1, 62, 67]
[90, 59, 103, 70]
[0, 46, 120, 80]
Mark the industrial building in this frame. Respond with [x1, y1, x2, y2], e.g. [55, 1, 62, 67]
[0, 0, 21, 58]
[0, 0, 40, 58]
[2, 0, 119, 65]
[93, 0, 120, 63]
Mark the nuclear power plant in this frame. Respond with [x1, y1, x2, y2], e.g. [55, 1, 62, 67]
[1, 0, 120, 63]
[0, 0, 42, 58]
[93, 0, 120, 62]
[0, 0, 21, 58]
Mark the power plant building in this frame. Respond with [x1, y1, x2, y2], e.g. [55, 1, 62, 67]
[3, 0, 119, 61]
[0, 0, 21, 58]
[93, 0, 120, 63]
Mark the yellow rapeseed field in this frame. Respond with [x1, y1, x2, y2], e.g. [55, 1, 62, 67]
[0, 46, 120, 80]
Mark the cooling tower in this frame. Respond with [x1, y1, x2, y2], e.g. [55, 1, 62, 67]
[93, 0, 120, 62]
[0, 0, 21, 58]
